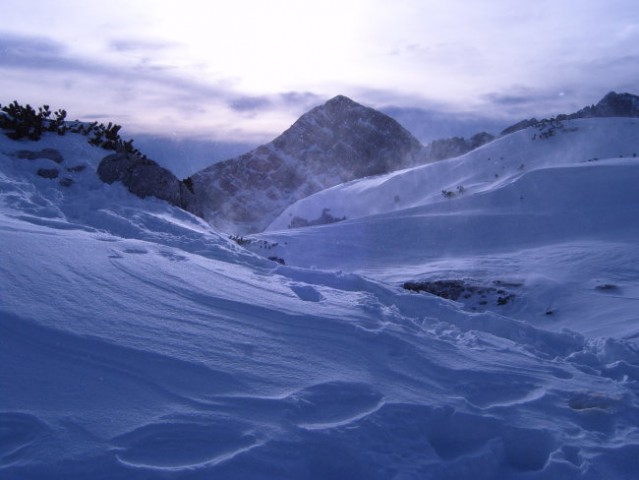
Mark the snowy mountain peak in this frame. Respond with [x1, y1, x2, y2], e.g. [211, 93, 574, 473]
[323, 94, 359, 108]
[188, 96, 424, 233]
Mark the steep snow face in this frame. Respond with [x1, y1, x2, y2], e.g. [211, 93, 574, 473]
[188, 95, 424, 234]
[2, 126, 639, 479]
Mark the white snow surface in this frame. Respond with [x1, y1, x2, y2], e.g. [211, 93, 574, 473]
[262, 118, 639, 338]
[1, 123, 639, 479]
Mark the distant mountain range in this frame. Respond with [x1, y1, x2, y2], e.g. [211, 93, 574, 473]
[90, 91, 639, 234]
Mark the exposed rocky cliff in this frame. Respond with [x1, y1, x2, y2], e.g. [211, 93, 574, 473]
[188, 95, 424, 233]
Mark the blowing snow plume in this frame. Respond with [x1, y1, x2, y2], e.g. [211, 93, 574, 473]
[186, 95, 424, 234]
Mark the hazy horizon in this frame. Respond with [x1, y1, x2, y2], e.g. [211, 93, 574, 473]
[1, 0, 638, 143]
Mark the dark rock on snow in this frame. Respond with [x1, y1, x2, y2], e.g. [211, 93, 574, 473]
[16, 148, 64, 163]
[98, 152, 196, 211]
[288, 208, 346, 229]
[36, 168, 59, 179]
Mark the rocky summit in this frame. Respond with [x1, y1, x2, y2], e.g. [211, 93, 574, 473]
[187, 95, 424, 234]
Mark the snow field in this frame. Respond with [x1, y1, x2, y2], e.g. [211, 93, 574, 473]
[258, 118, 639, 338]
[268, 118, 639, 229]
[1, 125, 639, 478]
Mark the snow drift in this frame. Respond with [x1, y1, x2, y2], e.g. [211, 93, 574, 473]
[1, 116, 639, 479]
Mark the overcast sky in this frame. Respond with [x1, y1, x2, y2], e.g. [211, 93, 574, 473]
[1, 0, 638, 143]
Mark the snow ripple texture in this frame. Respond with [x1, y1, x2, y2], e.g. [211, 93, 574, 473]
[1, 126, 639, 479]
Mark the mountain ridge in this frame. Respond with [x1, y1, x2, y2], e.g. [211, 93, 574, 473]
[188, 91, 639, 234]
[267, 115, 639, 232]
[501, 91, 639, 135]
[4, 92, 637, 236]
[187, 95, 424, 233]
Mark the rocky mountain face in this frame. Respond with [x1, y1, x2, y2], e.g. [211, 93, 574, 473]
[501, 91, 639, 135]
[187, 95, 425, 233]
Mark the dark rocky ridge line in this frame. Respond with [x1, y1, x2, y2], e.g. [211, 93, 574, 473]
[423, 131, 495, 162]
[426, 91, 639, 160]
[500, 91, 639, 135]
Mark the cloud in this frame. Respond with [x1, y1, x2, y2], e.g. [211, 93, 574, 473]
[4, 20, 634, 145]
[482, 93, 534, 107]
[3, 32, 626, 146]
[108, 38, 178, 53]
[477, 87, 620, 123]
[0, 33, 329, 141]
[0, 33, 93, 72]
[229, 92, 325, 117]
[0, 33, 218, 135]
[229, 96, 273, 112]
[279, 91, 323, 109]
[381, 106, 509, 143]
[0, 33, 221, 94]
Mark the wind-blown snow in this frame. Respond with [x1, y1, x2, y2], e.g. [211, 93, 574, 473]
[268, 118, 639, 229]
[1, 123, 639, 479]
[262, 118, 639, 338]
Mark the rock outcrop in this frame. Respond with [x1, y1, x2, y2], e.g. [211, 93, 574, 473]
[98, 152, 196, 210]
[424, 132, 495, 161]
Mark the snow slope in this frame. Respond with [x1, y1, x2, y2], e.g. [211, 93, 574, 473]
[260, 118, 639, 338]
[2, 127, 639, 479]
[268, 118, 639, 229]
